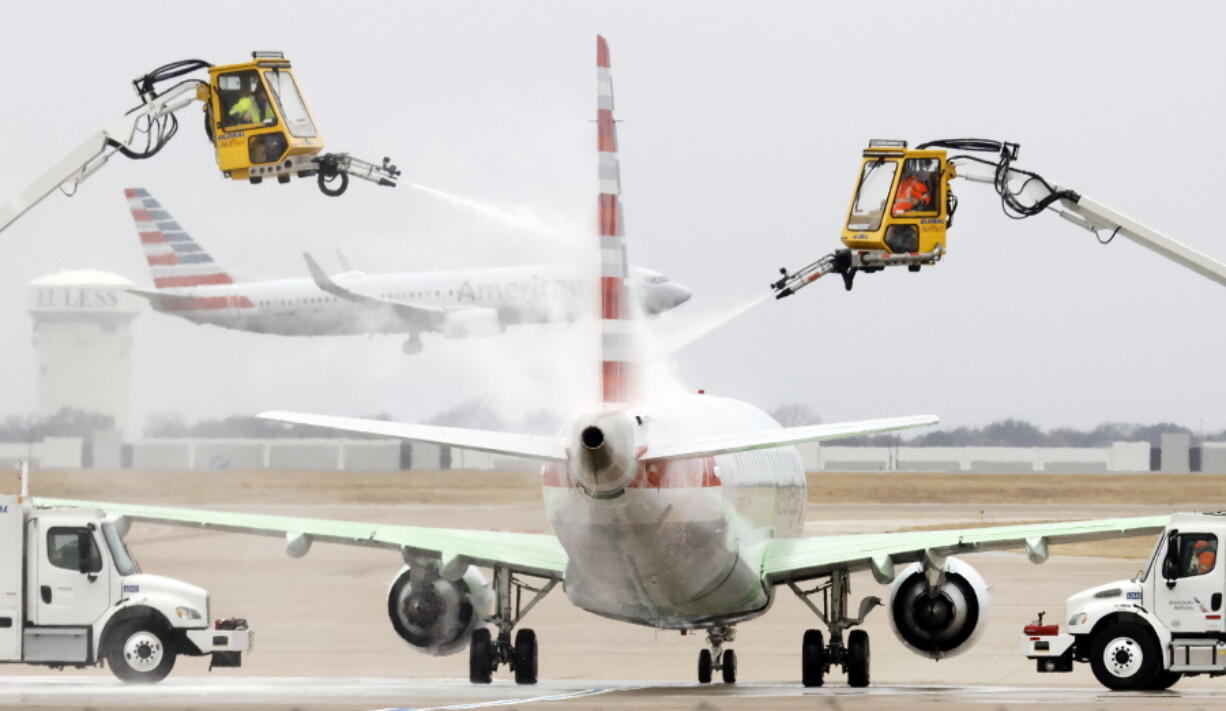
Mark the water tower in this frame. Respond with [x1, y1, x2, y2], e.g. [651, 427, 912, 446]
[27, 270, 142, 435]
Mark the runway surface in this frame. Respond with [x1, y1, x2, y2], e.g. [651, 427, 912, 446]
[4, 470, 1226, 709]
[5, 675, 1226, 711]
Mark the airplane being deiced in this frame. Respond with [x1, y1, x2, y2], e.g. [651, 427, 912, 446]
[41, 37, 1171, 689]
[123, 188, 692, 354]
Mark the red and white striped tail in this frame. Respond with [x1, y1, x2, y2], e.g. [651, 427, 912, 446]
[125, 188, 234, 289]
[597, 36, 635, 404]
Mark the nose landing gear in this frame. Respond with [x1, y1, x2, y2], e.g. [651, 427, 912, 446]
[696, 625, 737, 684]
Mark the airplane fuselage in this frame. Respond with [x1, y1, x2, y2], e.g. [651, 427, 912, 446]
[143, 266, 683, 338]
[543, 394, 806, 629]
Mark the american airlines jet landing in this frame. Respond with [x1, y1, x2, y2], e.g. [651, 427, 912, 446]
[42, 37, 1172, 689]
[124, 188, 691, 354]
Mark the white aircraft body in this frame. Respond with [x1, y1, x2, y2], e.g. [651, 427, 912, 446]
[123, 188, 691, 354]
[42, 38, 1171, 688]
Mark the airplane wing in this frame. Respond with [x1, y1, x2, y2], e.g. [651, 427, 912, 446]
[761, 515, 1170, 584]
[641, 415, 939, 461]
[33, 497, 568, 579]
[258, 410, 569, 462]
[303, 252, 446, 329]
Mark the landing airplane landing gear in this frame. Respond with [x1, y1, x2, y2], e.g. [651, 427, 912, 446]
[789, 568, 879, 687]
[402, 335, 423, 355]
[469, 566, 557, 685]
[697, 625, 737, 684]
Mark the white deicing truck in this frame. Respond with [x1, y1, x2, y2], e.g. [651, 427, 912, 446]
[1024, 512, 1226, 691]
[0, 493, 250, 683]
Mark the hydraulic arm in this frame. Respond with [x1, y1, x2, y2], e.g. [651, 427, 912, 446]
[771, 139, 1226, 297]
[0, 52, 400, 236]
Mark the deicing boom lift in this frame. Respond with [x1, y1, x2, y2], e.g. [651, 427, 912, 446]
[0, 52, 401, 236]
[771, 139, 1226, 297]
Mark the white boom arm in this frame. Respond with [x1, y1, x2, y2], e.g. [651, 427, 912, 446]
[952, 158, 1226, 289]
[0, 82, 203, 236]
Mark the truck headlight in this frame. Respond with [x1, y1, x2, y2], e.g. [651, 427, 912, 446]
[1068, 612, 1087, 627]
[176, 606, 202, 620]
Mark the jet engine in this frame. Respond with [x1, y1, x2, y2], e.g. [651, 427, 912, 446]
[386, 564, 491, 656]
[442, 308, 503, 339]
[887, 556, 989, 660]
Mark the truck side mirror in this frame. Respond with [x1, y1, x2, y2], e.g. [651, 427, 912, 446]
[1162, 530, 1181, 588]
[76, 531, 92, 574]
[1162, 555, 1179, 586]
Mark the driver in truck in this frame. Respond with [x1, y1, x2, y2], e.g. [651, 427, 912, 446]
[1190, 538, 1217, 575]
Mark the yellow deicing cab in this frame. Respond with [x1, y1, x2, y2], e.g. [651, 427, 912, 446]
[841, 140, 954, 257]
[205, 52, 325, 183]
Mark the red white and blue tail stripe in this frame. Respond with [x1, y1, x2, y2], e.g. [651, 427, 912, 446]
[597, 36, 636, 404]
[126, 188, 234, 289]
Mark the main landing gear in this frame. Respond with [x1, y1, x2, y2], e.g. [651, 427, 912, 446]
[468, 566, 557, 685]
[402, 334, 423, 355]
[789, 568, 878, 688]
[696, 625, 737, 684]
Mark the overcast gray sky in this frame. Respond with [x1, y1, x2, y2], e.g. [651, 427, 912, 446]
[1, 0, 1223, 434]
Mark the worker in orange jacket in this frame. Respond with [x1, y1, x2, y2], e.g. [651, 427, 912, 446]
[892, 171, 933, 214]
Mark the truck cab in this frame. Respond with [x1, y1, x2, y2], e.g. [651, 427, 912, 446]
[1024, 512, 1226, 690]
[0, 495, 249, 682]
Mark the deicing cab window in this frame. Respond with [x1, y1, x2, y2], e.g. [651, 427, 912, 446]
[1175, 533, 1217, 578]
[264, 70, 318, 138]
[218, 70, 276, 128]
[47, 527, 103, 573]
[847, 159, 898, 232]
[892, 158, 940, 215]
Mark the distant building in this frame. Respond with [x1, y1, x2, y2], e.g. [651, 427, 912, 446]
[27, 270, 142, 436]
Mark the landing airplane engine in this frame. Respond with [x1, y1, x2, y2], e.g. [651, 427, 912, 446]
[887, 556, 989, 660]
[442, 308, 503, 339]
[386, 564, 491, 656]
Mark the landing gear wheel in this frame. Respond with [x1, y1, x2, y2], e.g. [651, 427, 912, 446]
[1147, 669, 1182, 690]
[721, 649, 737, 684]
[802, 629, 825, 687]
[513, 629, 538, 685]
[846, 629, 870, 688]
[1089, 622, 1160, 691]
[104, 618, 176, 684]
[697, 648, 713, 684]
[402, 337, 423, 355]
[469, 628, 493, 684]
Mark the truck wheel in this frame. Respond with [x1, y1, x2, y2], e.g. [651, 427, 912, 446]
[1089, 622, 1160, 691]
[1148, 669, 1182, 690]
[104, 619, 176, 684]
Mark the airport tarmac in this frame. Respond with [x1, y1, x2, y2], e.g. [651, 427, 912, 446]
[4, 470, 1226, 710]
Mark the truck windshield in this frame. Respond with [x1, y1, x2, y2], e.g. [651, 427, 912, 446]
[264, 70, 318, 139]
[1137, 535, 1163, 583]
[847, 159, 898, 232]
[101, 522, 140, 576]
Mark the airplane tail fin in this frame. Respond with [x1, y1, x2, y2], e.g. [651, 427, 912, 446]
[125, 188, 234, 289]
[597, 35, 637, 404]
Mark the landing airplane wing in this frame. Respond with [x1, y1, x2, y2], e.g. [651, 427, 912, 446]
[33, 497, 568, 579]
[640, 415, 939, 461]
[761, 515, 1170, 584]
[303, 252, 446, 329]
[259, 410, 569, 461]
